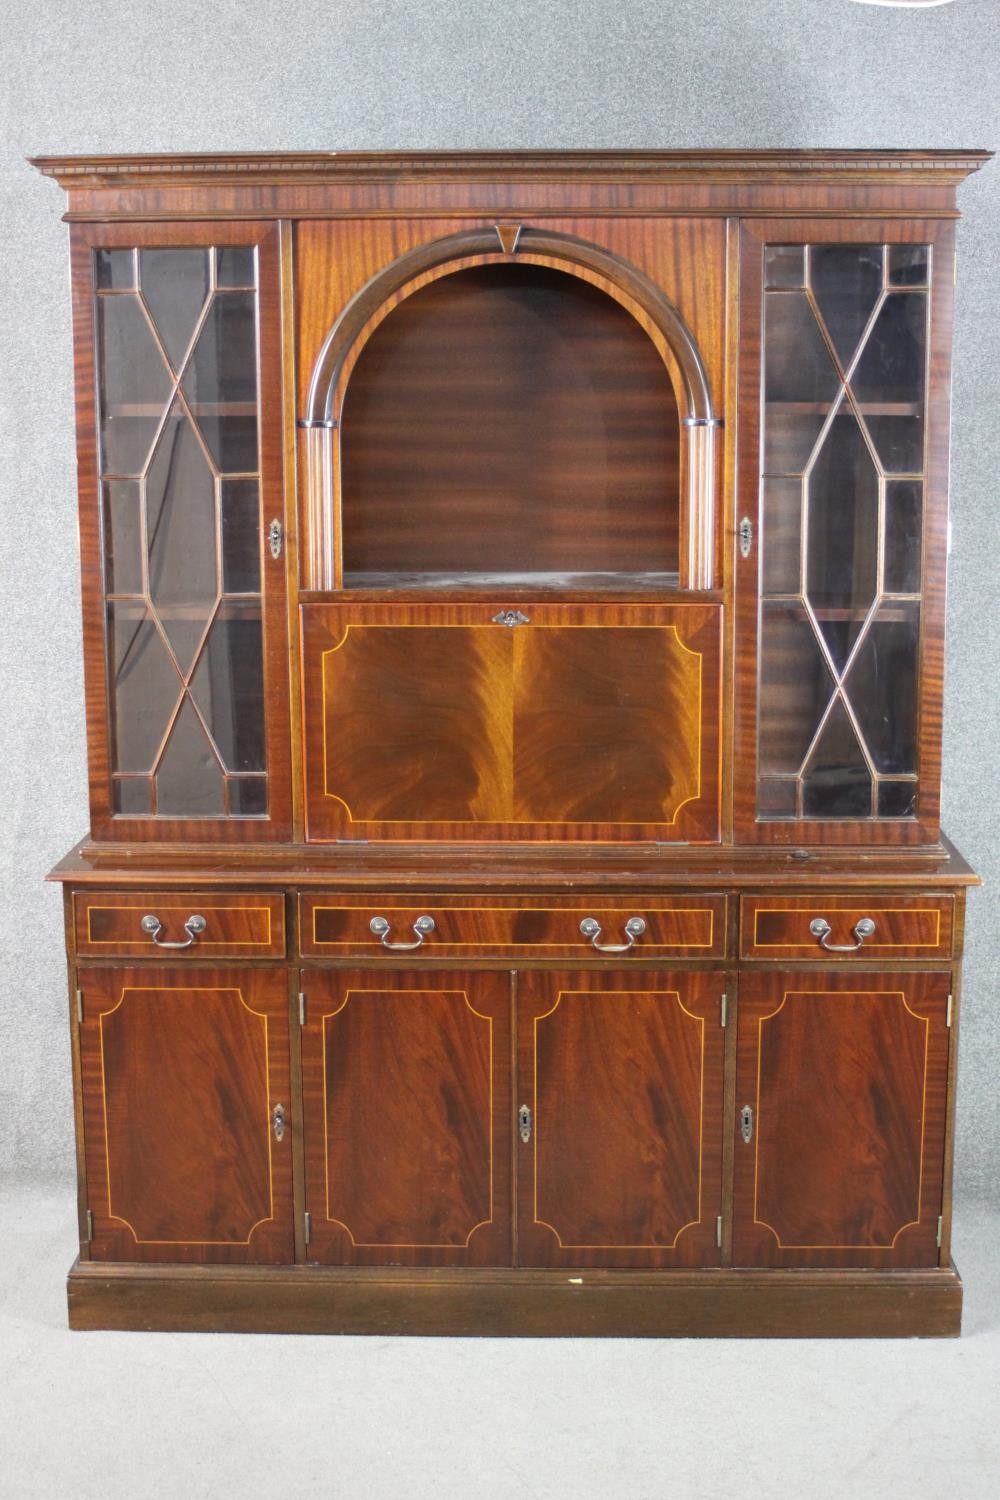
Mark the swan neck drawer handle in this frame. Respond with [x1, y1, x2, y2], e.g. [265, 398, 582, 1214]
[370, 915, 436, 951]
[809, 916, 876, 953]
[580, 916, 647, 954]
[140, 914, 207, 949]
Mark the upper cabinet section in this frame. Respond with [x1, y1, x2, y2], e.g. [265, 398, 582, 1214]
[295, 218, 726, 593]
[36, 153, 986, 847]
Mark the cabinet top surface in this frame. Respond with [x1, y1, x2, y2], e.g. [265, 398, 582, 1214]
[48, 836, 979, 889]
[29, 148, 992, 189]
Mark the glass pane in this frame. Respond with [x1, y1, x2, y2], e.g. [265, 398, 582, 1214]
[220, 479, 261, 592]
[844, 603, 920, 775]
[229, 777, 268, 815]
[97, 295, 173, 476]
[765, 292, 842, 404]
[113, 778, 152, 815]
[761, 479, 803, 595]
[758, 604, 835, 775]
[888, 245, 929, 287]
[809, 245, 883, 366]
[182, 292, 259, 473]
[146, 401, 219, 675]
[862, 413, 924, 475]
[216, 246, 256, 288]
[884, 481, 923, 593]
[108, 606, 181, 773]
[878, 781, 917, 817]
[805, 411, 879, 612]
[764, 246, 804, 290]
[155, 697, 225, 815]
[852, 292, 927, 405]
[96, 249, 135, 290]
[763, 408, 830, 477]
[188, 606, 265, 772]
[104, 480, 143, 595]
[139, 248, 211, 371]
[758, 778, 797, 816]
[801, 699, 872, 818]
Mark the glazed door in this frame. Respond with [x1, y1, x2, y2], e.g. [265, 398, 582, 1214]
[733, 970, 950, 1268]
[517, 970, 725, 1268]
[78, 967, 294, 1263]
[301, 601, 721, 843]
[300, 970, 511, 1266]
[71, 221, 291, 839]
[734, 220, 954, 845]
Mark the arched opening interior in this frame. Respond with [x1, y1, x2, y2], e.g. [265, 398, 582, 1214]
[338, 262, 682, 588]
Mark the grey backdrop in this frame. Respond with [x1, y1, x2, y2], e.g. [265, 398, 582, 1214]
[0, 0, 996, 1201]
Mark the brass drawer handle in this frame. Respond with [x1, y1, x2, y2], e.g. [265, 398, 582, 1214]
[369, 915, 436, 951]
[809, 916, 876, 953]
[140, 913, 207, 949]
[579, 916, 647, 954]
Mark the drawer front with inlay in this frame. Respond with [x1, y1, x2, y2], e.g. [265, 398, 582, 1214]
[300, 893, 726, 960]
[74, 891, 286, 959]
[740, 895, 954, 961]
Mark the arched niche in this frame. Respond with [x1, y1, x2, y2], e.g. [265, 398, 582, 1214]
[302, 226, 719, 590]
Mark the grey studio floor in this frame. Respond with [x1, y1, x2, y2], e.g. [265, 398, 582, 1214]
[0, 1185, 997, 1500]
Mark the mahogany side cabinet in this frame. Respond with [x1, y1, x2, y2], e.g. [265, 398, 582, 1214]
[34, 149, 988, 1336]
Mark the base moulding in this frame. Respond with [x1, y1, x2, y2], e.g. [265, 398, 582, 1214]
[67, 1259, 963, 1338]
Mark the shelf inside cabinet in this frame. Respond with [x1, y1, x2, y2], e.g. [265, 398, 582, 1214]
[339, 569, 684, 593]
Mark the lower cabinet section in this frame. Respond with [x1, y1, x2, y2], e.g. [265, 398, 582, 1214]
[517, 970, 725, 1268]
[70, 945, 958, 1330]
[78, 967, 294, 1264]
[300, 970, 512, 1266]
[732, 970, 951, 1269]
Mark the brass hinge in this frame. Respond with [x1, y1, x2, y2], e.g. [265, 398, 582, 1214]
[720, 992, 728, 1028]
[304, 1211, 312, 1247]
[75, 988, 83, 1024]
[946, 993, 953, 1028]
[85, 1208, 93, 1242]
[716, 1214, 723, 1249]
[936, 1215, 943, 1248]
[298, 991, 306, 1027]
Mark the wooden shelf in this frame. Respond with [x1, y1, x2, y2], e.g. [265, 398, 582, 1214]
[765, 401, 922, 417]
[106, 402, 257, 418]
[342, 569, 683, 592]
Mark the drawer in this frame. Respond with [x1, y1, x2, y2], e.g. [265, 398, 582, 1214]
[740, 894, 954, 961]
[74, 891, 286, 959]
[301, 893, 726, 960]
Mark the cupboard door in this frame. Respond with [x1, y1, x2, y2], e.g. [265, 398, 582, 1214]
[301, 971, 511, 1266]
[734, 221, 954, 846]
[517, 971, 725, 1268]
[733, 970, 950, 1268]
[301, 601, 721, 843]
[78, 967, 294, 1263]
